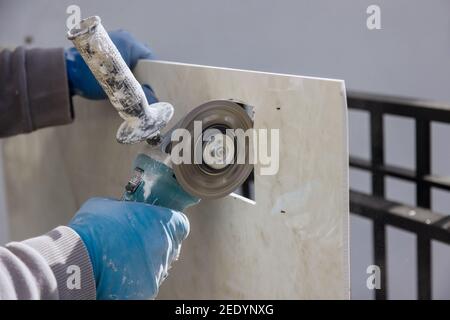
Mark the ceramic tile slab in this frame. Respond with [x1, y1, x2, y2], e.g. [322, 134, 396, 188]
[2, 60, 349, 299]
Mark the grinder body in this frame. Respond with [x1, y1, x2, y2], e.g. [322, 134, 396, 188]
[122, 154, 199, 211]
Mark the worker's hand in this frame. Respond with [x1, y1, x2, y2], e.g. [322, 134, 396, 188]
[68, 197, 190, 300]
[65, 30, 157, 103]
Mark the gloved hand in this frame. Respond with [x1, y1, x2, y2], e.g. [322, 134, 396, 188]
[69, 198, 190, 300]
[65, 30, 157, 103]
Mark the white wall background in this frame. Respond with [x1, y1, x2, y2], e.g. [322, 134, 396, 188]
[0, 0, 449, 299]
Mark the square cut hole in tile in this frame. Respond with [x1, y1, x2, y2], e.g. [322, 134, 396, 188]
[233, 170, 255, 202]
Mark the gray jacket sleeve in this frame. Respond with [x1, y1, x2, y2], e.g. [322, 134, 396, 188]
[0, 47, 73, 138]
[0, 226, 96, 300]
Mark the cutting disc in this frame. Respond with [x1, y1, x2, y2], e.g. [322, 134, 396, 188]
[172, 100, 254, 199]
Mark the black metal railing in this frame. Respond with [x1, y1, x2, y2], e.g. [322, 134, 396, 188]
[348, 92, 450, 300]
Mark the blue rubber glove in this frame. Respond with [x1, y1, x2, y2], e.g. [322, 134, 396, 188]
[69, 198, 190, 300]
[65, 30, 157, 104]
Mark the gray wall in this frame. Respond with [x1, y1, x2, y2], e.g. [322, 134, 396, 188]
[0, 0, 449, 299]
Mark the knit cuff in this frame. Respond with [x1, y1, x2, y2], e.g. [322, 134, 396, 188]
[25, 48, 73, 130]
[23, 226, 96, 300]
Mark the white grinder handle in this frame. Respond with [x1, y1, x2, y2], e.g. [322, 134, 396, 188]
[67, 16, 173, 144]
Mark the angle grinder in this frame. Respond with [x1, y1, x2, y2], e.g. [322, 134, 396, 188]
[68, 16, 253, 210]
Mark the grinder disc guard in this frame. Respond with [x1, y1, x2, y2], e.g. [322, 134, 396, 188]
[172, 100, 253, 199]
